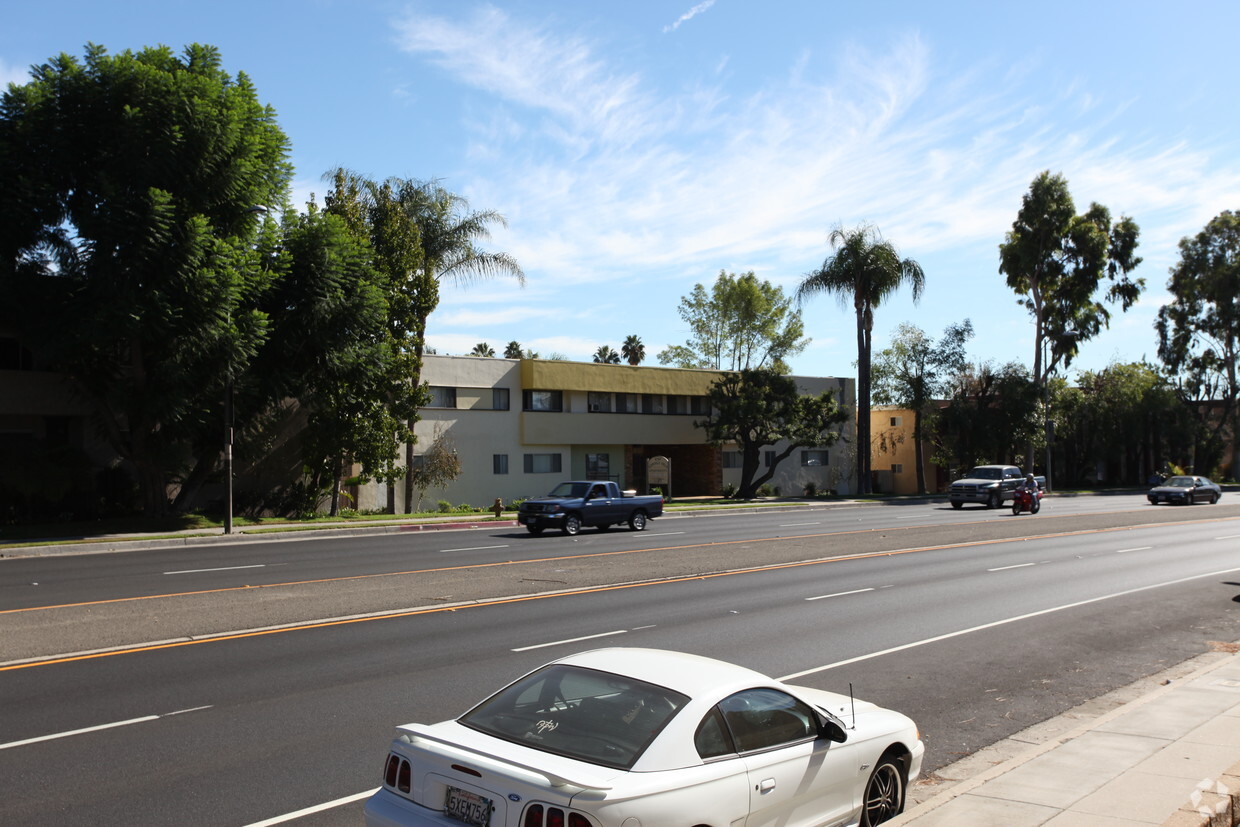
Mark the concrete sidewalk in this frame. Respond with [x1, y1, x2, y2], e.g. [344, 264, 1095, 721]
[894, 648, 1240, 826]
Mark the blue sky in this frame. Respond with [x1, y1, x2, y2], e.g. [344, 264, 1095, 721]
[5, 1, 1238, 381]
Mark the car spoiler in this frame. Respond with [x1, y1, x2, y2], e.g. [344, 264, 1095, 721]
[397, 724, 615, 791]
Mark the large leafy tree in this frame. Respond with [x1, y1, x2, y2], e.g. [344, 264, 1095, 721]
[999, 171, 1143, 477]
[1156, 210, 1240, 480]
[0, 43, 290, 516]
[256, 204, 419, 516]
[696, 368, 848, 499]
[872, 320, 973, 493]
[796, 224, 924, 495]
[658, 270, 807, 372]
[934, 362, 1041, 474]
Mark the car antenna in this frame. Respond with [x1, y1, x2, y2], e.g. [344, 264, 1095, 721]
[849, 683, 857, 730]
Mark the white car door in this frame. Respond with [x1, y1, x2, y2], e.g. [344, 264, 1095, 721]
[717, 689, 859, 827]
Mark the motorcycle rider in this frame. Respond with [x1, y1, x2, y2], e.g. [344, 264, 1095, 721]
[1019, 473, 1041, 493]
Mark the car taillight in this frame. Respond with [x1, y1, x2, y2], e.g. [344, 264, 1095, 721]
[384, 755, 399, 787]
[546, 808, 565, 827]
[523, 804, 544, 827]
[397, 760, 411, 793]
[569, 815, 591, 827]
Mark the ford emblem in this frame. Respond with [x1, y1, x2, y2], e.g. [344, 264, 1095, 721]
[508, 794, 522, 802]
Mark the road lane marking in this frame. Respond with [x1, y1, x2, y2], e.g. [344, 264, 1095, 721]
[806, 588, 874, 601]
[1218, 535, 1240, 540]
[440, 545, 510, 553]
[780, 522, 821, 527]
[0, 706, 212, 750]
[988, 563, 1036, 571]
[164, 565, 266, 574]
[645, 532, 685, 537]
[1116, 547, 1153, 553]
[512, 629, 629, 652]
[777, 563, 1240, 682]
[244, 789, 378, 826]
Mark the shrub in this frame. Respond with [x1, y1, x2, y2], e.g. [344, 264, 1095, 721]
[721, 482, 738, 499]
[803, 481, 818, 497]
[757, 484, 773, 497]
[437, 500, 453, 513]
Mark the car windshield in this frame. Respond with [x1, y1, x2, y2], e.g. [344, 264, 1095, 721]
[459, 664, 689, 770]
[548, 482, 589, 498]
[1165, 476, 1196, 488]
[968, 467, 1002, 480]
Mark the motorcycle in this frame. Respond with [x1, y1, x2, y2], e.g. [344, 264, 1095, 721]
[1011, 486, 1042, 515]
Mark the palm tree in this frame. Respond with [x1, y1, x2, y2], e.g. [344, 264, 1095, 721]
[503, 341, 523, 359]
[796, 224, 924, 495]
[593, 345, 621, 364]
[471, 342, 496, 357]
[621, 334, 645, 366]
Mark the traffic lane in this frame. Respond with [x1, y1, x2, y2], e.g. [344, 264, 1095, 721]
[4, 520, 1235, 748]
[5, 506, 1239, 661]
[4, 520, 1239, 823]
[2, 495, 1234, 612]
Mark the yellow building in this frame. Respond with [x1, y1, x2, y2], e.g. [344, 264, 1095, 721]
[869, 406, 947, 495]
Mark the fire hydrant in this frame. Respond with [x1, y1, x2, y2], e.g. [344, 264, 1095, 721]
[491, 497, 504, 518]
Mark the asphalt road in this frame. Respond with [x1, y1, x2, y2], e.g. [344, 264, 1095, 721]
[2, 494, 1239, 825]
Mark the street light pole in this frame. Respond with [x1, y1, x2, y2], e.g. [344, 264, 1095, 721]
[224, 204, 269, 535]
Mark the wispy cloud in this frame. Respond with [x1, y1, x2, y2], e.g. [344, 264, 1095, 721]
[391, 7, 1240, 367]
[664, 0, 716, 33]
[0, 57, 31, 89]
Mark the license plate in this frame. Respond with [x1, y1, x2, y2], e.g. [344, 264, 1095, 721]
[445, 786, 492, 827]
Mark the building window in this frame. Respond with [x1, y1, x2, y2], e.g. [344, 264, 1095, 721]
[642, 394, 665, 414]
[426, 386, 457, 408]
[801, 450, 829, 466]
[586, 453, 610, 478]
[494, 454, 509, 474]
[524, 453, 562, 473]
[410, 455, 425, 471]
[588, 391, 612, 413]
[722, 451, 742, 468]
[616, 393, 640, 413]
[492, 388, 510, 411]
[889, 416, 902, 427]
[891, 463, 903, 474]
[523, 390, 563, 412]
[764, 451, 775, 467]
[690, 396, 710, 415]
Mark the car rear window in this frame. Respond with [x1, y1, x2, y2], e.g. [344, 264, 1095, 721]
[460, 664, 689, 770]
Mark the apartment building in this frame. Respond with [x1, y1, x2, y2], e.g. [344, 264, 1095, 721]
[380, 354, 857, 509]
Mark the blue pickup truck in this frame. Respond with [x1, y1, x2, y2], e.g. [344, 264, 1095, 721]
[517, 481, 664, 536]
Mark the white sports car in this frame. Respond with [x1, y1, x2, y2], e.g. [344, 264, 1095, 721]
[364, 648, 923, 827]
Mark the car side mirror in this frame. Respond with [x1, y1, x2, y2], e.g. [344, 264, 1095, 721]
[815, 710, 848, 743]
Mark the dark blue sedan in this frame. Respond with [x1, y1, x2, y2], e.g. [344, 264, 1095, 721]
[1148, 475, 1222, 505]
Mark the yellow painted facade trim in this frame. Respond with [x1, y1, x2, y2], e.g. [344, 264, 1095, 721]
[520, 359, 722, 395]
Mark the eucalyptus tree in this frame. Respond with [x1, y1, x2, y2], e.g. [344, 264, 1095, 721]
[999, 171, 1142, 479]
[622, 335, 646, 365]
[872, 320, 973, 493]
[797, 224, 924, 494]
[658, 270, 807, 372]
[1156, 210, 1240, 478]
[0, 43, 290, 516]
